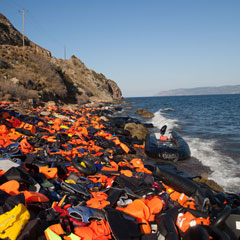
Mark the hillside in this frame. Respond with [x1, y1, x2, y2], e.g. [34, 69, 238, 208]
[0, 13, 122, 105]
[156, 85, 240, 96]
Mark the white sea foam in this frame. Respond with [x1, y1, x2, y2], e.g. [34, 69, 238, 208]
[147, 109, 179, 139]
[148, 109, 179, 131]
[149, 109, 240, 193]
[161, 108, 175, 112]
[185, 137, 240, 193]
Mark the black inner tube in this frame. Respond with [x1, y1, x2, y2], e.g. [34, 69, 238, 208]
[212, 205, 232, 227]
[72, 157, 97, 176]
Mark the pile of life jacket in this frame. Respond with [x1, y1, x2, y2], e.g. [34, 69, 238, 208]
[0, 101, 240, 240]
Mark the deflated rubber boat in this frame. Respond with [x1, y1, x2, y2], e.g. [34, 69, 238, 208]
[145, 130, 191, 161]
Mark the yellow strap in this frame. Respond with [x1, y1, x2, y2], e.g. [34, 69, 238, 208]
[67, 233, 81, 240]
[58, 195, 67, 207]
[44, 228, 62, 240]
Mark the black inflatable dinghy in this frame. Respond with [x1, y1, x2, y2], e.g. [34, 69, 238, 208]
[145, 130, 191, 161]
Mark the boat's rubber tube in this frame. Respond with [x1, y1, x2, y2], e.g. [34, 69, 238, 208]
[183, 225, 210, 240]
[212, 205, 232, 227]
[145, 131, 191, 161]
[153, 167, 208, 211]
[155, 213, 179, 240]
[202, 225, 232, 240]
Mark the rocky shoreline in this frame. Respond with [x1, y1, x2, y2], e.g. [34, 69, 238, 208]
[118, 102, 224, 193]
[5, 99, 224, 193]
[0, 100, 234, 240]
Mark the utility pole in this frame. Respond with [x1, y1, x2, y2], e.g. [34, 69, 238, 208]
[64, 45, 66, 59]
[19, 9, 27, 48]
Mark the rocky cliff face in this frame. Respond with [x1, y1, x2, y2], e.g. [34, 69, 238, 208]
[0, 13, 51, 57]
[0, 13, 122, 105]
[51, 56, 122, 104]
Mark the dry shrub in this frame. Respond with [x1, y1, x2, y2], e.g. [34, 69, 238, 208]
[9, 68, 32, 84]
[28, 53, 67, 99]
[76, 93, 90, 105]
[0, 78, 37, 100]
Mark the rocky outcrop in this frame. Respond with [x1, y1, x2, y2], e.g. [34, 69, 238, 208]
[51, 55, 122, 103]
[0, 13, 51, 57]
[0, 13, 122, 104]
[124, 122, 149, 140]
[135, 108, 154, 119]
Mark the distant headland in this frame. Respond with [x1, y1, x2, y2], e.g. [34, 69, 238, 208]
[156, 85, 240, 96]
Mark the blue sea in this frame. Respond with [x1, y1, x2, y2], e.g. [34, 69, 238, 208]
[123, 94, 240, 193]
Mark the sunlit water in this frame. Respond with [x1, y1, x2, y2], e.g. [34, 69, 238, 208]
[123, 94, 240, 193]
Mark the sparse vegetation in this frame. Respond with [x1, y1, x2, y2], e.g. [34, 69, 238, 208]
[0, 78, 37, 101]
[0, 12, 122, 105]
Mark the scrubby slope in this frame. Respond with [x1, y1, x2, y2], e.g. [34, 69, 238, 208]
[0, 13, 122, 105]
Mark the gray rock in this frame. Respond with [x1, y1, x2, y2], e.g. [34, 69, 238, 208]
[100, 116, 109, 122]
[10, 77, 19, 85]
[45, 101, 56, 107]
[53, 113, 69, 120]
[41, 111, 51, 116]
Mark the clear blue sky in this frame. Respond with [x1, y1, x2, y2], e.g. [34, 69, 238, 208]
[1, 0, 240, 97]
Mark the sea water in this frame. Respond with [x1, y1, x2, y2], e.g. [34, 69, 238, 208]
[124, 94, 240, 193]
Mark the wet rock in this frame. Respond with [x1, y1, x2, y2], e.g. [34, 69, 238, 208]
[141, 110, 154, 118]
[193, 173, 224, 193]
[135, 108, 144, 115]
[124, 106, 133, 110]
[114, 106, 122, 112]
[121, 111, 127, 115]
[124, 122, 149, 140]
[135, 108, 154, 118]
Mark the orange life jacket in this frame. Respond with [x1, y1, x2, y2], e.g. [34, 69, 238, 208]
[19, 138, 34, 154]
[74, 219, 111, 240]
[39, 166, 58, 179]
[0, 180, 49, 203]
[176, 211, 210, 233]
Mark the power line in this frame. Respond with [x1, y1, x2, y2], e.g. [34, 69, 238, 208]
[24, 12, 65, 57]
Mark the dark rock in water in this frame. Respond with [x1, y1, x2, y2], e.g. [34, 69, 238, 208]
[121, 111, 127, 115]
[135, 108, 154, 118]
[143, 123, 154, 128]
[124, 122, 149, 140]
[135, 108, 144, 115]
[124, 106, 133, 110]
[114, 106, 122, 112]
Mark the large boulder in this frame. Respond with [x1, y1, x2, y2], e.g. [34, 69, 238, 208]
[124, 122, 149, 140]
[135, 108, 154, 119]
[193, 173, 224, 193]
[141, 110, 154, 119]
